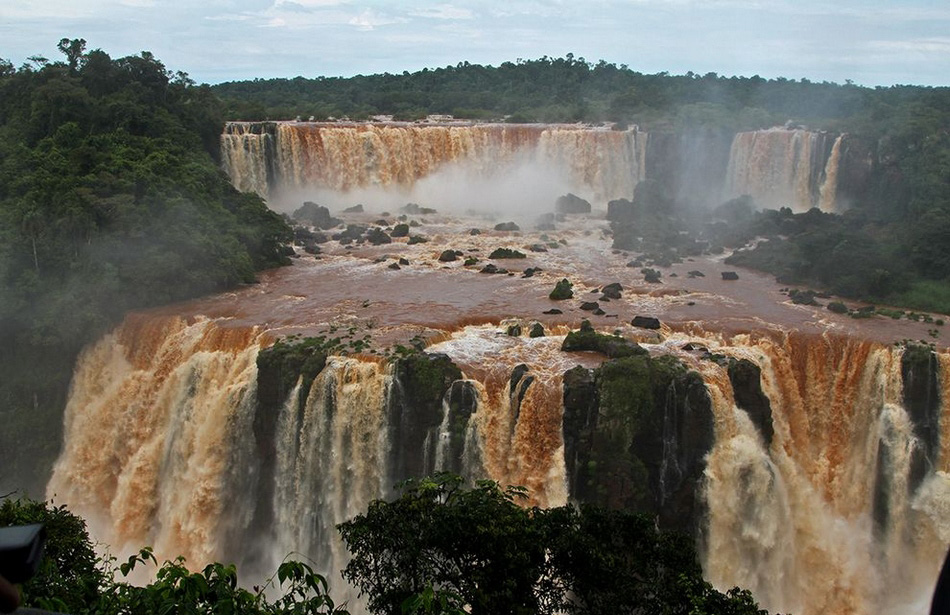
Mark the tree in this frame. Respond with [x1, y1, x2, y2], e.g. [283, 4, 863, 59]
[338, 473, 767, 615]
[56, 38, 86, 73]
[0, 497, 104, 613]
[0, 497, 349, 615]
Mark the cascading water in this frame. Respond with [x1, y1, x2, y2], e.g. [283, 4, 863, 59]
[724, 128, 839, 212]
[269, 357, 392, 603]
[221, 122, 648, 205]
[48, 314, 948, 614]
[692, 332, 950, 615]
[222, 122, 849, 214]
[46, 315, 265, 566]
[819, 134, 845, 213]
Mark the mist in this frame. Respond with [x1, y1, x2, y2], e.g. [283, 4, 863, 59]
[271, 152, 583, 225]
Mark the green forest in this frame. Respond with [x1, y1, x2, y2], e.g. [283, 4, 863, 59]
[0, 40, 293, 494]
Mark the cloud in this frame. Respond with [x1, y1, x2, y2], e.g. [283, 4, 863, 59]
[348, 8, 406, 31]
[274, 0, 347, 7]
[410, 5, 474, 20]
[866, 38, 950, 54]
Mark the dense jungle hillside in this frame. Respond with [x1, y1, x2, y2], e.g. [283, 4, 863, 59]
[0, 40, 292, 494]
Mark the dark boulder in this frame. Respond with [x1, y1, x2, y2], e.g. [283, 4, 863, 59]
[342, 204, 364, 213]
[292, 201, 342, 229]
[580, 302, 600, 311]
[549, 278, 574, 300]
[721, 271, 739, 280]
[555, 193, 592, 214]
[438, 250, 460, 262]
[365, 228, 392, 245]
[480, 264, 508, 274]
[601, 282, 623, 299]
[494, 221, 520, 232]
[489, 248, 526, 259]
[401, 202, 437, 215]
[631, 316, 661, 330]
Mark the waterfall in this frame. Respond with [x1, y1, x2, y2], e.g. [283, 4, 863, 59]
[220, 122, 647, 205]
[270, 357, 391, 600]
[48, 314, 948, 615]
[698, 333, 950, 615]
[723, 128, 835, 211]
[819, 134, 845, 212]
[47, 315, 265, 566]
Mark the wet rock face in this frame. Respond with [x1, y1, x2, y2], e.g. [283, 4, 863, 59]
[562, 355, 714, 535]
[727, 358, 774, 447]
[901, 345, 940, 493]
[388, 352, 463, 482]
[562, 365, 599, 503]
[441, 379, 479, 475]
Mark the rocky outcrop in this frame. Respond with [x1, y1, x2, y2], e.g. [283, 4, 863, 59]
[562, 353, 714, 534]
[901, 344, 941, 493]
[727, 358, 774, 447]
[561, 320, 647, 359]
[388, 352, 463, 481]
[292, 202, 341, 229]
[631, 316, 661, 330]
[440, 380, 479, 475]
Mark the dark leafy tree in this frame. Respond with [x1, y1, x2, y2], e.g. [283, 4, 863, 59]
[339, 473, 767, 615]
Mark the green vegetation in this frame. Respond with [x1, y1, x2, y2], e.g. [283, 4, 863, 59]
[561, 320, 648, 358]
[338, 473, 765, 615]
[549, 278, 574, 300]
[1, 498, 347, 614]
[213, 54, 869, 131]
[4, 481, 765, 615]
[721, 207, 950, 314]
[488, 247, 526, 259]
[0, 40, 293, 493]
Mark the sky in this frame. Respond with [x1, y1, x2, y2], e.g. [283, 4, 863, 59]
[2, 0, 949, 87]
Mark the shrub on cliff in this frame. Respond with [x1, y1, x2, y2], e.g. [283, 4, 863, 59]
[561, 320, 647, 358]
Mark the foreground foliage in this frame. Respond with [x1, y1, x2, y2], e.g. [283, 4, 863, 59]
[0, 498, 348, 615]
[3, 480, 765, 615]
[338, 473, 766, 615]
